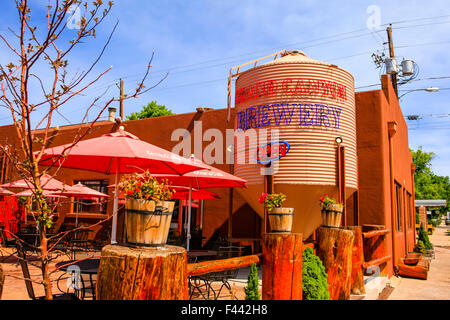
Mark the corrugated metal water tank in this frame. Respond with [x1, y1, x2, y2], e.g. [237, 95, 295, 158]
[233, 50, 357, 238]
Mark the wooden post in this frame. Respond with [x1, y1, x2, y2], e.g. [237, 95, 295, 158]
[262, 233, 302, 300]
[316, 227, 354, 300]
[346, 226, 365, 295]
[386, 25, 399, 97]
[96, 244, 187, 300]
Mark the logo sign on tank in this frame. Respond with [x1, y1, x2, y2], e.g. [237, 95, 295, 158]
[255, 141, 290, 164]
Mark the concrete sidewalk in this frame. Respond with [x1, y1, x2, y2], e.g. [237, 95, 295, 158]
[388, 225, 450, 300]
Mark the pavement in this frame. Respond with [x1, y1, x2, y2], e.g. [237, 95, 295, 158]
[387, 224, 450, 300]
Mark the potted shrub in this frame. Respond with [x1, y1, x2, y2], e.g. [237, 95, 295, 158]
[319, 194, 343, 228]
[258, 192, 294, 233]
[118, 170, 175, 247]
[417, 224, 434, 259]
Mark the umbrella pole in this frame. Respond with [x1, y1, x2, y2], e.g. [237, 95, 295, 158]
[186, 179, 192, 251]
[111, 161, 119, 244]
[75, 198, 79, 228]
[200, 199, 204, 230]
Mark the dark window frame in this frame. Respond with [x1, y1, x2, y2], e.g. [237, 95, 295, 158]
[406, 191, 413, 229]
[395, 181, 403, 232]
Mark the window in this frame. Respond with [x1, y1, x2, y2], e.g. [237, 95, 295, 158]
[73, 180, 109, 214]
[406, 192, 413, 229]
[395, 182, 403, 232]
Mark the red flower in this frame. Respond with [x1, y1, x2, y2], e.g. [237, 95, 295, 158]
[258, 192, 268, 204]
[136, 188, 141, 193]
[319, 197, 324, 202]
[127, 190, 133, 195]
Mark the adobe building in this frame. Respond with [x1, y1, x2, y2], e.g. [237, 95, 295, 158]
[0, 53, 415, 278]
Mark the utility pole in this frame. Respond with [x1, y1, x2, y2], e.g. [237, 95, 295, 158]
[119, 78, 124, 120]
[386, 24, 399, 98]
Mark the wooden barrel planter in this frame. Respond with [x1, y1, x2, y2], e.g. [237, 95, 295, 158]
[268, 207, 294, 233]
[125, 198, 175, 246]
[321, 205, 343, 228]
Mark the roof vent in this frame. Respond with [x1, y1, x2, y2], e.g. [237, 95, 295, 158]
[281, 50, 306, 57]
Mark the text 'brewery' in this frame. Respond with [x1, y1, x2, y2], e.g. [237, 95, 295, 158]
[236, 103, 343, 131]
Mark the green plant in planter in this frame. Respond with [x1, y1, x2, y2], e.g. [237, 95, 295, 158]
[418, 224, 433, 250]
[258, 192, 286, 212]
[414, 240, 427, 254]
[302, 247, 330, 300]
[244, 263, 260, 300]
[318, 194, 343, 210]
[118, 170, 175, 201]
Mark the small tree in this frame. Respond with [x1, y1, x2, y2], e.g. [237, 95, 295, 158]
[244, 263, 260, 300]
[302, 247, 330, 300]
[414, 240, 426, 254]
[0, 0, 165, 299]
[126, 101, 174, 120]
[418, 224, 433, 250]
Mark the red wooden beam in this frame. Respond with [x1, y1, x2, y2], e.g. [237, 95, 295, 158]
[363, 255, 392, 269]
[187, 254, 260, 277]
[362, 229, 390, 239]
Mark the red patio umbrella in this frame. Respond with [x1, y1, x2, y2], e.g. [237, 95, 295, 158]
[153, 164, 247, 189]
[0, 187, 15, 196]
[154, 155, 247, 250]
[14, 189, 67, 198]
[0, 173, 68, 191]
[38, 126, 209, 243]
[49, 182, 109, 227]
[50, 182, 109, 198]
[38, 128, 208, 175]
[171, 189, 220, 200]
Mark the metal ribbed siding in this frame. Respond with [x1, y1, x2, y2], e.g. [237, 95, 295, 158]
[234, 53, 357, 189]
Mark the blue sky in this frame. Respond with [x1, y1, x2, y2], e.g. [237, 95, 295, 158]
[0, 0, 449, 176]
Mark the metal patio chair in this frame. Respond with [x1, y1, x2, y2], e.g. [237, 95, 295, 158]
[194, 246, 243, 300]
[15, 240, 79, 300]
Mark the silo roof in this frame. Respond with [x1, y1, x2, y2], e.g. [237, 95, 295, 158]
[262, 50, 329, 66]
[236, 50, 353, 79]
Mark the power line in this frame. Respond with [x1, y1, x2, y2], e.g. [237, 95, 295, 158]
[80, 16, 450, 96]
[392, 20, 450, 30]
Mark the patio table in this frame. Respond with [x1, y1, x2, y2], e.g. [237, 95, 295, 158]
[55, 258, 99, 300]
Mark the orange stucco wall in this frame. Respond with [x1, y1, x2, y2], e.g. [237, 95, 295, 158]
[356, 75, 415, 276]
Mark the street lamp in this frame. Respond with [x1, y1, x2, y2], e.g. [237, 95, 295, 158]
[399, 87, 439, 99]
